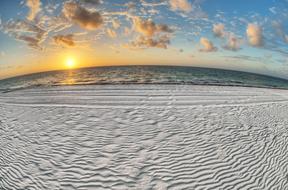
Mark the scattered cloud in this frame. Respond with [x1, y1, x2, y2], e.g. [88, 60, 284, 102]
[63, 2, 103, 30]
[107, 28, 117, 38]
[140, 0, 166, 7]
[53, 34, 75, 47]
[80, 0, 102, 5]
[26, 0, 41, 21]
[272, 21, 288, 43]
[213, 23, 225, 38]
[199, 37, 217, 52]
[212, 23, 242, 51]
[126, 2, 137, 10]
[269, 7, 277, 14]
[41, 15, 72, 33]
[223, 55, 260, 62]
[147, 8, 160, 15]
[0, 0, 286, 62]
[169, 0, 192, 13]
[17, 35, 43, 49]
[123, 27, 132, 36]
[246, 24, 263, 47]
[112, 19, 120, 29]
[223, 36, 242, 51]
[132, 17, 173, 37]
[127, 35, 171, 49]
[169, 0, 207, 19]
[129, 17, 174, 49]
[2, 20, 47, 49]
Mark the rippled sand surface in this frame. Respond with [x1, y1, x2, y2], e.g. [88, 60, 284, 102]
[0, 85, 288, 189]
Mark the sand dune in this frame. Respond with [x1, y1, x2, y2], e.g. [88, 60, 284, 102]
[0, 85, 288, 189]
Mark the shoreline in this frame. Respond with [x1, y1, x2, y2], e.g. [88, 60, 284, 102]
[1, 82, 288, 94]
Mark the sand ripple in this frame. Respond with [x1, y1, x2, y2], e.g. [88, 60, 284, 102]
[0, 85, 288, 189]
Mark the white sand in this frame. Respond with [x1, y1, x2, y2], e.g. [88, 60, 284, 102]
[0, 85, 288, 190]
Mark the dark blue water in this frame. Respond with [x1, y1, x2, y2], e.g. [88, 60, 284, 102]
[1, 66, 288, 91]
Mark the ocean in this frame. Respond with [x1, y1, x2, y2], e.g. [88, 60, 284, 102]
[1, 66, 288, 91]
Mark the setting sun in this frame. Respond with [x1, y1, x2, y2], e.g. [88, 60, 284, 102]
[65, 58, 76, 69]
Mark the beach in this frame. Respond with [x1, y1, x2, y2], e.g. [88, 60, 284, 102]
[0, 85, 288, 189]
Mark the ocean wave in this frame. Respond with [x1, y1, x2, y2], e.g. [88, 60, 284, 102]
[0, 66, 288, 92]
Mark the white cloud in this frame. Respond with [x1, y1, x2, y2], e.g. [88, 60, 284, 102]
[26, 0, 41, 21]
[53, 34, 75, 47]
[169, 0, 192, 13]
[199, 37, 217, 52]
[107, 28, 117, 38]
[132, 17, 173, 37]
[80, 0, 102, 5]
[128, 16, 174, 49]
[223, 36, 242, 51]
[112, 19, 120, 29]
[126, 35, 171, 49]
[272, 21, 288, 43]
[246, 24, 263, 47]
[2, 20, 47, 50]
[213, 23, 225, 38]
[123, 27, 131, 36]
[63, 2, 103, 30]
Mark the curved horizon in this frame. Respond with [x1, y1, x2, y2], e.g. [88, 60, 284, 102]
[1, 65, 288, 93]
[1, 64, 288, 82]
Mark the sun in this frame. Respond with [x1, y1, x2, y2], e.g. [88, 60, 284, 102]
[65, 58, 76, 69]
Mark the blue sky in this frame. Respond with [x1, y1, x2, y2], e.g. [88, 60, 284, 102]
[0, 0, 288, 79]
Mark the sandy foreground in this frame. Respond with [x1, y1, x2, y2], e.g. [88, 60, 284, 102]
[0, 85, 288, 190]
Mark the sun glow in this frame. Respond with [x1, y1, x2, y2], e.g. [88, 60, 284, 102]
[65, 58, 76, 69]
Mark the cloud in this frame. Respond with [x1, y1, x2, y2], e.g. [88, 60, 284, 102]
[63, 2, 103, 30]
[126, 2, 137, 10]
[168, 0, 207, 19]
[53, 34, 75, 47]
[2, 20, 47, 50]
[80, 0, 101, 5]
[246, 24, 263, 47]
[112, 19, 120, 29]
[213, 23, 225, 38]
[17, 35, 43, 49]
[269, 7, 277, 14]
[272, 21, 288, 43]
[107, 28, 117, 38]
[127, 35, 171, 49]
[147, 8, 160, 15]
[124, 27, 132, 36]
[223, 36, 242, 51]
[41, 15, 72, 33]
[223, 55, 260, 62]
[169, 0, 192, 12]
[212, 23, 241, 51]
[132, 17, 173, 37]
[140, 0, 167, 7]
[199, 37, 217, 52]
[128, 16, 174, 49]
[26, 0, 41, 21]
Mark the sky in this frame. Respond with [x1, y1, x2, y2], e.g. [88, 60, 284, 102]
[0, 0, 288, 79]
